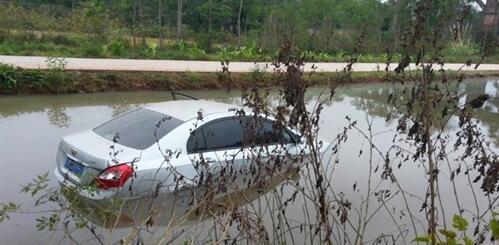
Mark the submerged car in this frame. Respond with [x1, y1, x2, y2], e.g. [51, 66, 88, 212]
[55, 100, 310, 201]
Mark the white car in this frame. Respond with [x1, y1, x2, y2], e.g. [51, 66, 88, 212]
[55, 100, 309, 202]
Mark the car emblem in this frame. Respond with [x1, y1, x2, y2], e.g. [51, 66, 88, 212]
[70, 148, 78, 156]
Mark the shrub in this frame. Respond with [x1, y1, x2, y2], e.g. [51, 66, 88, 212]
[216, 45, 267, 61]
[0, 29, 8, 43]
[104, 38, 129, 57]
[0, 62, 73, 94]
[442, 42, 479, 58]
[11, 32, 37, 42]
[197, 34, 215, 52]
[300, 50, 334, 62]
[133, 43, 158, 58]
[168, 40, 207, 60]
[81, 41, 104, 57]
[0, 64, 18, 91]
[45, 34, 78, 46]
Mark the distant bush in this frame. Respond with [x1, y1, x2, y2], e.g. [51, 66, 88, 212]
[137, 43, 158, 58]
[43, 34, 78, 46]
[104, 38, 129, 57]
[167, 40, 207, 60]
[216, 45, 268, 61]
[0, 4, 60, 32]
[81, 41, 104, 57]
[442, 42, 480, 58]
[301, 50, 334, 62]
[196, 33, 215, 52]
[0, 29, 9, 42]
[0, 63, 72, 94]
[0, 64, 18, 91]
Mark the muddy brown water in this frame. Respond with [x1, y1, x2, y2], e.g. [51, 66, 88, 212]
[0, 78, 498, 244]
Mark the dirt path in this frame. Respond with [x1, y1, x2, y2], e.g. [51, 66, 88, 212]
[2, 55, 499, 72]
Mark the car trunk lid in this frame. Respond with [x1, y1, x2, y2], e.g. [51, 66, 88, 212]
[56, 129, 141, 185]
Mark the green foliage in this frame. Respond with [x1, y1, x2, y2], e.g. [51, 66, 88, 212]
[0, 171, 126, 238]
[216, 45, 268, 61]
[0, 63, 73, 93]
[413, 214, 499, 245]
[81, 40, 104, 57]
[0, 0, 491, 62]
[0, 4, 61, 32]
[452, 214, 469, 232]
[442, 42, 480, 59]
[69, 1, 119, 39]
[247, 68, 270, 81]
[104, 38, 129, 57]
[36, 213, 60, 231]
[413, 235, 431, 242]
[0, 202, 21, 223]
[21, 172, 50, 198]
[0, 63, 18, 90]
[167, 40, 207, 60]
[491, 211, 499, 240]
[438, 229, 459, 245]
[301, 51, 334, 62]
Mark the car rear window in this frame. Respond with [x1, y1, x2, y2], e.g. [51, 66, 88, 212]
[93, 108, 183, 150]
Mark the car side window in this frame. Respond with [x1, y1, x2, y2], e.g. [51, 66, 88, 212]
[203, 118, 244, 151]
[186, 116, 300, 154]
[187, 118, 244, 153]
[186, 129, 206, 153]
[243, 117, 296, 145]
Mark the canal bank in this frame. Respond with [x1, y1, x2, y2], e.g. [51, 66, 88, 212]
[2, 63, 499, 95]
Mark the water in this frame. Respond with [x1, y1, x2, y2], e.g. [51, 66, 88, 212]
[1, 78, 498, 244]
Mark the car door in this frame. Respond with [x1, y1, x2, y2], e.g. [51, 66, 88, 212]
[241, 116, 301, 180]
[186, 117, 249, 193]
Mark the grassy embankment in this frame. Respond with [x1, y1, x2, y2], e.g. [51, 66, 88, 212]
[2, 63, 499, 95]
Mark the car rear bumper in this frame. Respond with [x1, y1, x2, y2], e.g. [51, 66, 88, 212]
[54, 168, 116, 201]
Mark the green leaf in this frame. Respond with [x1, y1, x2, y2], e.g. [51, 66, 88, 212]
[490, 219, 499, 240]
[452, 214, 468, 231]
[439, 229, 457, 239]
[413, 236, 430, 243]
[463, 237, 473, 245]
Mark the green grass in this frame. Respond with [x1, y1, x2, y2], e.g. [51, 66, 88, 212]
[2, 31, 498, 63]
[2, 63, 499, 95]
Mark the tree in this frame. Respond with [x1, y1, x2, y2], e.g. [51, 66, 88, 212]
[482, 0, 498, 32]
[472, 0, 498, 53]
[237, 0, 243, 43]
[132, 0, 137, 45]
[158, 0, 163, 46]
[177, 0, 183, 39]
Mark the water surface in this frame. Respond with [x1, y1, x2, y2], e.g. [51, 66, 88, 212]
[1, 78, 498, 244]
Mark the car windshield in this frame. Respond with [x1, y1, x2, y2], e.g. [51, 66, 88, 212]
[93, 108, 183, 150]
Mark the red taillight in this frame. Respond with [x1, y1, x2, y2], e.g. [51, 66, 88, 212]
[96, 164, 134, 189]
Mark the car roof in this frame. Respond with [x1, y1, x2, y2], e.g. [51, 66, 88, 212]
[143, 100, 239, 121]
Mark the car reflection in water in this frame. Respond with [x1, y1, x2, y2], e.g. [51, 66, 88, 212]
[65, 168, 300, 229]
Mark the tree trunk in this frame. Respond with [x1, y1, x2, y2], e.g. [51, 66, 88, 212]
[208, 0, 212, 32]
[391, 0, 404, 50]
[139, 2, 145, 45]
[482, 0, 498, 32]
[237, 0, 244, 44]
[132, 0, 137, 46]
[481, 0, 498, 54]
[176, 0, 183, 40]
[158, 0, 163, 47]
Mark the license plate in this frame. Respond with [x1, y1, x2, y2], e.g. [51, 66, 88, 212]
[64, 157, 84, 177]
